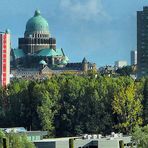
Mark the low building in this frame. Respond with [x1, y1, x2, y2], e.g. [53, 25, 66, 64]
[0, 127, 47, 141]
[10, 57, 96, 80]
[34, 133, 136, 148]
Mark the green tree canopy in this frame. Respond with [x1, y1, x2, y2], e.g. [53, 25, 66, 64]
[112, 77, 143, 133]
[132, 125, 148, 148]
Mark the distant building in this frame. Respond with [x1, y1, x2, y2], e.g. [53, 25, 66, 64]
[114, 60, 127, 69]
[11, 57, 96, 80]
[10, 10, 96, 78]
[0, 30, 10, 87]
[19, 10, 56, 53]
[131, 50, 137, 65]
[11, 10, 68, 69]
[137, 7, 148, 77]
[66, 58, 96, 72]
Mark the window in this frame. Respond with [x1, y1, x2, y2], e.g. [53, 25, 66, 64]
[3, 49, 6, 53]
[3, 73, 6, 77]
[3, 68, 6, 72]
[3, 77, 6, 81]
[3, 59, 6, 63]
[3, 54, 6, 59]
[3, 44, 6, 49]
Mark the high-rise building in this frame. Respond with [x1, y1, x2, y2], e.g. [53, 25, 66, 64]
[137, 7, 148, 77]
[131, 50, 137, 65]
[0, 30, 10, 87]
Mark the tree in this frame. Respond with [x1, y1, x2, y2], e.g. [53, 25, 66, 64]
[54, 76, 86, 136]
[54, 75, 115, 136]
[143, 77, 148, 124]
[0, 130, 35, 148]
[8, 133, 35, 148]
[132, 125, 148, 148]
[32, 78, 60, 136]
[116, 66, 134, 76]
[0, 129, 5, 147]
[0, 87, 7, 127]
[0, 75, 146, 137]
[112, 77, 143, 133]
[5, 80, 30, 127]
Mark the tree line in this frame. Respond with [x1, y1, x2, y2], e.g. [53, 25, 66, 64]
[0, 75, 148, 137]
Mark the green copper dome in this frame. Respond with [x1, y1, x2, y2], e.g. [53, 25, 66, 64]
[39, 60, 47, 65]
[25, 10, 49, 34]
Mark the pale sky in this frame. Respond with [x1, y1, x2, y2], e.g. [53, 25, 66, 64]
[0, 0, 148, 67]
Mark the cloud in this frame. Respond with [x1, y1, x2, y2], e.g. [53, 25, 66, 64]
[59, 0, 109, 21]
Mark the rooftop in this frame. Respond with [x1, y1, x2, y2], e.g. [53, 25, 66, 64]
[25, 10, 49, 34]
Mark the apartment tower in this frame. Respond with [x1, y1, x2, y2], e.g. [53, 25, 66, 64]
[0, 30, 10, 87]
[137, 7, 148, 77]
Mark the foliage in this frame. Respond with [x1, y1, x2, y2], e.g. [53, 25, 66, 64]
[132, 125, 148, 148]
[8, 133, 35, 148]
[0, 129, 5, 148]
[0, 130, 35, 148]
[143, 77, 148, 125]
[116, 66, 134, 76]
[112, 77, 143, 133]
[0, 75, 147, 137]
[33, 79, 60, 136]
[0, 129, 5, 138]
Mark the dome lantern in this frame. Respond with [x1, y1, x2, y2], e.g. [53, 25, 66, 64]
[34, 10, 41, 16]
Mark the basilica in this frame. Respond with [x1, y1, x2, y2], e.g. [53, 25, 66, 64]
[11, 10, 96, 78]
[11, 10, 68, 68]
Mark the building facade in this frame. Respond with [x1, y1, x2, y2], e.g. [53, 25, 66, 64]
[137, 7, 148, 77]
[114, 60, 127, 69]
[0, 30, 10, 87]
[11, 10, 68, 69]
[19, 10, 56, 54]
[10, 10, 96, 78]
[131, 50, 137, 65]
[34, 134, 135, 148]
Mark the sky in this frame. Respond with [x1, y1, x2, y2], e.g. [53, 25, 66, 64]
[0, 0, 148, 67]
